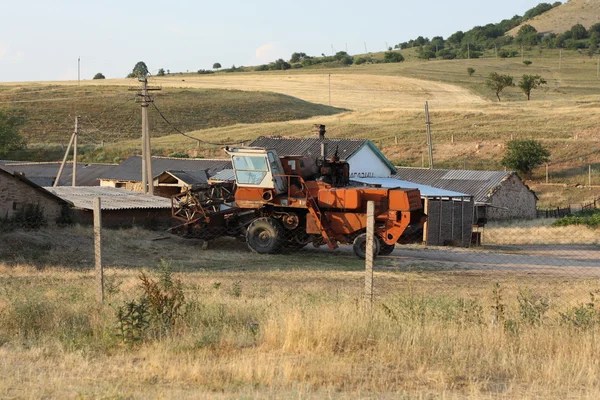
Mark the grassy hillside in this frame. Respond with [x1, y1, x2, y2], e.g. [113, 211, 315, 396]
[0, 85, 344, 144]
[508, 0, 600, 36]
[4, 48, 600, 206]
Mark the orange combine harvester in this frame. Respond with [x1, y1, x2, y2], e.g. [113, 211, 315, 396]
[172, 145, 426, 258]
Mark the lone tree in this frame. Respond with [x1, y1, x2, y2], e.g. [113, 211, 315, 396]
[0, 110, 25, 156]
[486, 72, 514, 102]
[212, 62, 221, 70]
[92, 72, 105, 79]
[501, 139, 550, 177]
[467, 67, 476, 76]
[157, 68, 165, 76]
[128, 61, 149, 78]
[518, 74, 547, 100]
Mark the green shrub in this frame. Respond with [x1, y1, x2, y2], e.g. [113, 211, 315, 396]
[383, 51, 405, 63]
[553, 209, 600, 228]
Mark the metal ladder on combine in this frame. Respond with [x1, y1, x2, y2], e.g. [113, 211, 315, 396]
[303, 188, 338, 250]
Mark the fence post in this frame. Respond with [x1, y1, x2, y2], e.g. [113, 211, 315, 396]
[365, 201, 375, 306]
[94, 197, 104, 304]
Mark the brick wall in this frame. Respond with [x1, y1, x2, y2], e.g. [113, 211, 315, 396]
[0, 172, 65, 224]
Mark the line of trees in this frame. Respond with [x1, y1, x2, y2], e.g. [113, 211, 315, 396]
[392, 2, 585, 60]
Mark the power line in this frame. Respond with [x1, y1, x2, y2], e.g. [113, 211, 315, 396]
[150, 101, 247, 147]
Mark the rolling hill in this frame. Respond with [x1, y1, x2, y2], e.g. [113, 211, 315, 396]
[508, 0, 600, 36]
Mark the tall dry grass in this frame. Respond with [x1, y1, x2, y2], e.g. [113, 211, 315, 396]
[1, 258, 600, 398]
[485, 218, 600, 245]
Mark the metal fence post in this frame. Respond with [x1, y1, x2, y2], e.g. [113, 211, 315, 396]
[365, 201, 375, 306]
[94, 197, 104, 304]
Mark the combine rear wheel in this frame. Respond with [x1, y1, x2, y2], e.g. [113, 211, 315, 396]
[352, 233, 380, 259]
[246, 217, 284, 254]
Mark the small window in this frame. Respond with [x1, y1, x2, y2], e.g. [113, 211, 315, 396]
[12, 201, 17, 211]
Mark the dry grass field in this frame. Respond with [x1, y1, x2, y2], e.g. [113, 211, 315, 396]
[2, 226, 600, 398]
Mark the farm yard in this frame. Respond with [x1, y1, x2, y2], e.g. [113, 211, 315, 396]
[4, 0, 600, 395]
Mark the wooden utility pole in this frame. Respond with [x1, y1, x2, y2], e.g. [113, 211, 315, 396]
[425, 102, 434, 169]
[328, 74, 331, 106]
[546, 163, 549, 184]
[94, 197, 104, 304]
[597, 56, 599, 80]
[364, 201, 375, 305]
[521, 45, 524, 62]
[78, 57, 81, 86]
[132, 78, 161, 194]
[559, 48, 563, 70]
[72, 116, 78, 186]
[589, 165, 592, 187]
[467, 44, 470, 60]
[54, 119, 77, 187]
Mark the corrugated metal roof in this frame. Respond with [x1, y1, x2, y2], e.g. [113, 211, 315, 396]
[393, 168, 515, 204]
[0, 162, 117, 186]
[101, 156, 232, 181]
[352, 177, 471, 198]
[209, 169, 236, 182]
[249, 136, 366, 161]
[43, 187, 172, 211]
[156, 170, 209, 185]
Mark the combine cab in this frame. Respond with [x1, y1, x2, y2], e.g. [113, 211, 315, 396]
[172, 146, 426, 258]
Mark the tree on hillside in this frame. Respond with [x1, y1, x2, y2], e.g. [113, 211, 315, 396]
[0, 111, 25, 156]
[486, 72, 514, 102]
[157, 68, 165, 76]
[334, 51, 354, 65]
[290, 52, 308, 63]
[383, 51, 405, 63]
[518, 74, 547, 100]
[127, 61, 149, 78]
[212, 63, 222, 70]
[501, 139, 550, 177]
[569, 24, 588, 40]
[467, 67, 476, 76]
[523, 3, 554, 20]
[93, 72, 105, 79]
[516, 24, 540, 46]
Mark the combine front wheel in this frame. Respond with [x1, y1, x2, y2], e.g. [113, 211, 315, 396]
[246, 217, 284, 254]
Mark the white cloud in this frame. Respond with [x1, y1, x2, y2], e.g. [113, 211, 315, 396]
[255, 42, 278, 63]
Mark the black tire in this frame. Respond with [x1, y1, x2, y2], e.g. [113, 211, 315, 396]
[246, 217, 284, 254]
[352, 233, 380, 259]
[378, 238, 395, 256]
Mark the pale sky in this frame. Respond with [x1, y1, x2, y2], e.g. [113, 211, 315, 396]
[0, 0, 545, 82]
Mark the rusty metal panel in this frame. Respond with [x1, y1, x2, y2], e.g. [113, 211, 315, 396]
[318, 188, 361, 210]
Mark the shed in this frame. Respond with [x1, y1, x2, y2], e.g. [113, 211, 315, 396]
[99, 156, 232, 196]
[152, 170, 210, 197]
[0, 168, 71, 225]
[44, 187, 173, 229]
[249, 136, 396, 178]
[353, 177, 474, 247]
[394, 168, 538, 221]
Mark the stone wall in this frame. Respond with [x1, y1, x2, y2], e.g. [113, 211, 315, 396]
[487, 174, 537, 220]
[0, 172, 65, 225]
